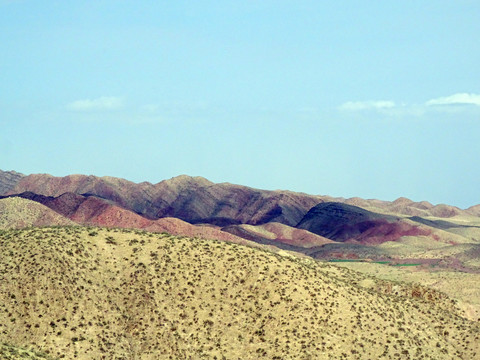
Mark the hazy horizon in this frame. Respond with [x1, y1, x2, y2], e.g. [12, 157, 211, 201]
[2, 1, 479, 208]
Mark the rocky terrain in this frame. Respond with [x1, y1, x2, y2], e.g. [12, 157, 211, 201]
[4, 173, 321, 226]
[0, 170, 25, 195]
[5, 172, 478, 221]
[0, 226, 479, 359]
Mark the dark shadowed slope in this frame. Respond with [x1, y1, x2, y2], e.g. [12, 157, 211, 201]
[1, 191, 118, 221]
[157, 182, 321, 226]
[6, 174, 153, 213]
[297, 202, 431, 244]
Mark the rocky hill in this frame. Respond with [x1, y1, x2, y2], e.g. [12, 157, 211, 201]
[0, 226, 478, 359]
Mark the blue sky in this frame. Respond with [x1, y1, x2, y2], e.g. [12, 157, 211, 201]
[1, 1, 479, 208]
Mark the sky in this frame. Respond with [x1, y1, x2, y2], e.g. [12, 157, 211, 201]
[1, 1, 480, 208]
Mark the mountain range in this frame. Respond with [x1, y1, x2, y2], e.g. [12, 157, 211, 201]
[1, 169, 480, 268]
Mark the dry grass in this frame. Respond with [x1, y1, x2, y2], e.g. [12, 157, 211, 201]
[0, 226, 479, 359]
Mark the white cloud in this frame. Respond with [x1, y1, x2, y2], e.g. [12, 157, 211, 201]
[337, 93, 480, 118]
[66, 96, 124, 111]
[426, 93, 480, 106]
[339, 100, 396, 111]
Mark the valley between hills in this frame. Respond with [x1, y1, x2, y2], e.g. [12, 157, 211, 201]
[1, 170, 480, 359]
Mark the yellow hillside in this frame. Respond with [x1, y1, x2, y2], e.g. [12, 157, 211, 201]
[0, 226, 478, 359]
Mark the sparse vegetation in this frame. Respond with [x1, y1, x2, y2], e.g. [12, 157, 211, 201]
[0, 343, 53, 360]
[0, 226, 479, 359]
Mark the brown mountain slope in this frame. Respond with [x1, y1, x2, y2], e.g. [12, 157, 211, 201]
[0, 226, 478, 359]
[155, 182, 322, 226]
[344, 196, 464, 218]
[8, 174, 322, 226]
[0, 192, 310, 249]
[0, 170, 25, 195]
[6, 174, 151, 212]
[8, 172, 479, 227]
[1, 191, 252, 245]
[0, 197, 75, 229]
[6, 191, 472, 261]
[1, 191, 107, 219]
[70, 199, 251, 245]
[466, 204, 480, 217]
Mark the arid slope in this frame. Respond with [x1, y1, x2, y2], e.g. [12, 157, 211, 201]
[0, 227, 478, 359]
[0, 197, 75, 229]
